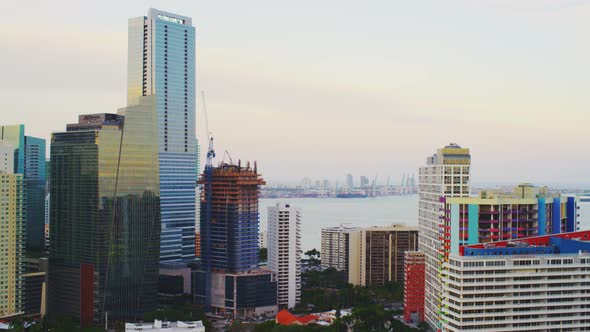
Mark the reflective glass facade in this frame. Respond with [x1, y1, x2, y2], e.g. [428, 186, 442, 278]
[128, 9, 197, 262]
[49, 97, 161, 324]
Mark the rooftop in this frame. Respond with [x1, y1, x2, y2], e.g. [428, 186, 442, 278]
[460, 230, 590, 257]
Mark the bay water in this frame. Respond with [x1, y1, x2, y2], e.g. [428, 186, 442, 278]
[260, 195, 590, 252]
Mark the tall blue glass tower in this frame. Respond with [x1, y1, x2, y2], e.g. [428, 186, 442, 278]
[128, 9, 197, 262]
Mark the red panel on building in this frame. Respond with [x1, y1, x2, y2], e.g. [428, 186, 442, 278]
[80, 264, 94, 326]
[404, 251, 425, 324]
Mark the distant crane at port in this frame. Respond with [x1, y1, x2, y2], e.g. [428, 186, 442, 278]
[401, 174, 406, 194]
[371, 173, 378, 197]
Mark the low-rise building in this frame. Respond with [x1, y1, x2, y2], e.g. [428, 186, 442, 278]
[276, 310, 318, 326]
[125, 320, 205, 332]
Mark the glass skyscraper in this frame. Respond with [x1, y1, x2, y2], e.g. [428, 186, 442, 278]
[1, 125, 46, 252]
[128, 9, 197, 262]
[48, 97, 161, 325]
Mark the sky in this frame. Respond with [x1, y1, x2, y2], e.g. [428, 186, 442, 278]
[1, 0, 589, 187]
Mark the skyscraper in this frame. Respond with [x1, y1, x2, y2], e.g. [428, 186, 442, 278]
[128, 9, 197, 262]
[0, 125, 46, 252]
[0, 151, 25, 317]
[267, 203, 301, 309]
[196, 161, 277, 318]
[49, 98, 161, 325]
[418, 143, 470, 330]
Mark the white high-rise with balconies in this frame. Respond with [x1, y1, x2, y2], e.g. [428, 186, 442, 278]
[267, 203, 301, 309]
[418, 143, 471, 330]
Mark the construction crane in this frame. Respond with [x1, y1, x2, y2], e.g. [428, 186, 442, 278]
[200, 91, 214, 310]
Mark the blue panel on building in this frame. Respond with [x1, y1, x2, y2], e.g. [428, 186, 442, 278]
[464, 246, 556, 256]
[552, 198, 561, 235]
[450, 204, 460, 255]
[550, 237, 590, 254]
[468, 204, 479, 245]
[566, 197, 576, 232]
[538, 198, 546, 236]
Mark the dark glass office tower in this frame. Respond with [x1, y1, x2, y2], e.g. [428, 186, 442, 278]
[48, 97, 161, 325]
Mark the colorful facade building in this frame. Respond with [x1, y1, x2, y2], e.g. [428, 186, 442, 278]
[403, 251, 425, 324]
[443, 184, 578, 255]
[418, 143, 471, 330]
[348, 224, 419, 286]
[441, 230, 590, 331]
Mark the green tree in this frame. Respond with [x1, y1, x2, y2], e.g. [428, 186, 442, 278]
[305, 248, 320, 260]
[259, 248, 268, 263]
[418, 321, 429, 331]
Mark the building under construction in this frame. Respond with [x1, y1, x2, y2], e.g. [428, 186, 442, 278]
[195, 160, 277, 318]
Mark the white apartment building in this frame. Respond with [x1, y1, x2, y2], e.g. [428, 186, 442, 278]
[267, 203, 301, 309]
[442, 248, 590, 331]
[125, 320, 205, 332]
[320, 224, 360, 272]
[418, 143, 471, 329]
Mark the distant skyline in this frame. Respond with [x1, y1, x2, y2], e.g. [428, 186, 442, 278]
[2, 0, 590, 186]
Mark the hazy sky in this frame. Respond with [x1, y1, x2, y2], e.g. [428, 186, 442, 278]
[1, 0, 589, 186]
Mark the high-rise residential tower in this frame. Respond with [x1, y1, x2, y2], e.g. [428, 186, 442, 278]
[268, 203, 302, 309]
[1, 125, 46, 252]
[0, 142, 25, 318]
[418, 143, 470, 330]
[49, 98, 161, 325]
[320, 224, 359, 273]
[128, 9, 197, 262]
[347, 224, 419, 286]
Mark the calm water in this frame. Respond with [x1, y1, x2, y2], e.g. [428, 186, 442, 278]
[260, 196, 590, 252]
[260, 195, 418, 252]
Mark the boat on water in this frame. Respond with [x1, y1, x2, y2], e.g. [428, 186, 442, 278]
[576, 193, 590, 202]
[336, 190, 368, 198]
